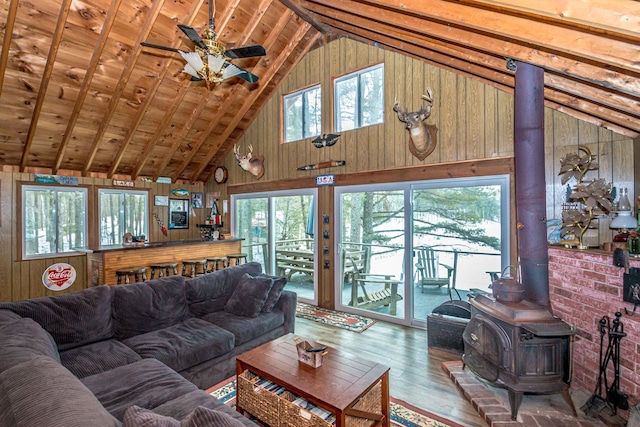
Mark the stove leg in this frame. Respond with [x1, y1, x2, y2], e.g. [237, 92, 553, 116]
[508, 389, 523, 420]
[561, 385, 578, 417]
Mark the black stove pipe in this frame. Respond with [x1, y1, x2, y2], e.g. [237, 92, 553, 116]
[514, 61, 550, 307]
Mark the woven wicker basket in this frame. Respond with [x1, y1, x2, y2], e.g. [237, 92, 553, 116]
[237, 370, 281, 427]
[238, 371, 383, 427]
[345, 381, 382, 427]
[279, 391, 334, 427]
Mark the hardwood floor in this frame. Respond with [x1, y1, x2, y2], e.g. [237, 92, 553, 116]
[295, 316, 488, 427]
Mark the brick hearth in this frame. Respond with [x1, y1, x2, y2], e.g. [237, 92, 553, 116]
[443, 360, 608, 427]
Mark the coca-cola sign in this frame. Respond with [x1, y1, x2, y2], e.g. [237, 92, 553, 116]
[42, 263, 76, 291]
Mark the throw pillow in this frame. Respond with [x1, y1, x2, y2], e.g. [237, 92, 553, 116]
[224, 273, 273, 318]
[123, 405, 245, 427]
[260, 275, 287, 313]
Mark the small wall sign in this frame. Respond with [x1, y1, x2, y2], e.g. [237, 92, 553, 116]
[113, 179, 134, 187]
[35, 175, 78, 185]
[316, 174, 334, 186]
[42, 263, 76, 291]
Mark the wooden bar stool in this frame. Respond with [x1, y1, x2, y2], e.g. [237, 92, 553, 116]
[116, 267, 147, 284]
[149, 262, 179, 279]
[226, 253, 248, 266]
[206, 256, 228, 272]
[181, 259, 208, 278]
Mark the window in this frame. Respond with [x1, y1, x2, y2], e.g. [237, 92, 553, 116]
[99, 189, 148, 245]
[334, 64, 384, 132]
[283, 85, 321, 142]
[334, 175, 509, 327]
[22, 185, 88, 258]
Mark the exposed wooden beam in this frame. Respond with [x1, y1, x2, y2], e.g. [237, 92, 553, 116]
[106, 0, 205, 178]
[363, 0, 640, 73]
[300, 0, 640, 97]
[0, 0, 19, 97]
[278, 0, 332, 34]
[196, 23, 320, 182]
[450, 0, 640, 41]
[172, 0, 275, 180]
[52, 0, 124, 174]
[131, 83, 191, 180]
[19, 0, 72, 171]
[82, 0, 167, 176]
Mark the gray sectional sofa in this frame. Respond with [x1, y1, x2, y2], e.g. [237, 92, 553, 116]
[0, 262, 296, 426]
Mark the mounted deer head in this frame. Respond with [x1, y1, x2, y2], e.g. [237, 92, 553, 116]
[393, 88, 438, 161]
[233, 144, 265, 180]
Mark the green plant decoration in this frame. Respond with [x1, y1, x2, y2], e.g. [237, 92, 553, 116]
[558, 146, 612, 249]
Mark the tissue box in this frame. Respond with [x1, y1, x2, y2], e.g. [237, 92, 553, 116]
[296, 341, 325, 368]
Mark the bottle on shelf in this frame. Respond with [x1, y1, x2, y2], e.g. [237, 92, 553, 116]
[210, 199, 222, 226]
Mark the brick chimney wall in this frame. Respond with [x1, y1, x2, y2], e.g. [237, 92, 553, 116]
[548, 246, 639, 409]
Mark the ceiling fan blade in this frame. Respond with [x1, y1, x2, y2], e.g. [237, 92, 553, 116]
[140, 42, 183, 53]
[177, 24, 208, 51]
[225, 44, 266, 59]
[223, 63, 259, 84]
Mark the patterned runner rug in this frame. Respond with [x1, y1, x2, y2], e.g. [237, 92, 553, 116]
[295, 302, 377, 333]
[208, 377, 462, 427]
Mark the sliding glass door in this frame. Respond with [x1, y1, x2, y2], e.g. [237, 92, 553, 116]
[232, 189, 318, 304]
[335, 176, 509, 327]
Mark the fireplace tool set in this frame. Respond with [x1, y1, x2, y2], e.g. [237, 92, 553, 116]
[582, 312, 629, 417]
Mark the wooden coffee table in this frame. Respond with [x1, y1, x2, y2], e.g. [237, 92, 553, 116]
[236, 333, 390, 427]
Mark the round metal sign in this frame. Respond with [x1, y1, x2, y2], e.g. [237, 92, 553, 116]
[42, 263, 76, 291]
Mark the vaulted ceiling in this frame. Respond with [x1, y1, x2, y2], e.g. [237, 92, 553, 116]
[1, 0, 638, 183]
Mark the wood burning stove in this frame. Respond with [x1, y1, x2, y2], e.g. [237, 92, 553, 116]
[462, 294, 578, 420]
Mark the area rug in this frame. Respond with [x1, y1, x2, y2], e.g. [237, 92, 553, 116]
[295, 302, 377, 333]
[208, 377, 461, 427]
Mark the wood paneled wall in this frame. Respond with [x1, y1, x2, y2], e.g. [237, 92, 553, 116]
[226, 38, 635, 245]
[0, 171, 213, 301]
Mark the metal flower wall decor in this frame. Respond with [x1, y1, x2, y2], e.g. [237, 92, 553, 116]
[558, 146, 612, 249]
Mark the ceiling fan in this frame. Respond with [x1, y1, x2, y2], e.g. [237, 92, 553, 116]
[141, 1, 266, 87]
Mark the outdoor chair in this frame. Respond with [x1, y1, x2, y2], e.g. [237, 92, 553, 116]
[348, 263, 403, 315]
[415, 247, 459, 299]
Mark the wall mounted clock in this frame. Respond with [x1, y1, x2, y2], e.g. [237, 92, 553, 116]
[214, 166, 228, 184]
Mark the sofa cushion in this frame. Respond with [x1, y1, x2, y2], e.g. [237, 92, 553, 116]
[122, 318, 234, 372]
[112, 275, 189, 340]
[123, 405, 178, 427]
[0, 355, 120, 427]
[0, 309, 21, 326]
[260, 275, 287, 313]
[224, 274, 273, 318]
[0, 317, 60, 373]
[0, 286, 113, 351]
[185, 269, 232, 316]
[123, 405, 245, 427]
[60, 339, 142, 378]
[82, 358, 199, 421]
[201, 310, 285, 346]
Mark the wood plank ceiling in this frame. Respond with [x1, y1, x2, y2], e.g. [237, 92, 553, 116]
[0, 0, 638, 183]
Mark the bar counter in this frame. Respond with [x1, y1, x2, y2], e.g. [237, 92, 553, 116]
[82, 238, 243, 286]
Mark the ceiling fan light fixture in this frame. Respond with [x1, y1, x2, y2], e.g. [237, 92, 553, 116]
[179, 51, 204, 72]
[208, 54, 225, 73]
